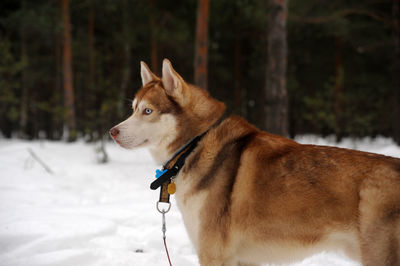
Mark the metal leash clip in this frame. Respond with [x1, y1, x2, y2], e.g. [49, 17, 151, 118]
[156, 201, 171, 239]
[156, 201, 173, 265]
[156, 201, 171, 214]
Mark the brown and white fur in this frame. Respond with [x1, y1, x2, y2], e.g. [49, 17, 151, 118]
[110, 59, 400, 266]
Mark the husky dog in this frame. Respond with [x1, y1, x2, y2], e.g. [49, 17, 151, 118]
[110, 59, 400, 266]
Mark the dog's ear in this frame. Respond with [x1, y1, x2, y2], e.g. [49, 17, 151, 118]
[140, 61, 157, 86]
[162, 59, 185, 96]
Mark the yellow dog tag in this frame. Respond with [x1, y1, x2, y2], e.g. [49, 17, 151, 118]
[168, 181, 176, 194]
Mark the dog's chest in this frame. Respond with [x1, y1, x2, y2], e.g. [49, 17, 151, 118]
[174, 173, 207, 250]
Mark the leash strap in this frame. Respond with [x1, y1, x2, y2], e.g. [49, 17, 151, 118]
[161, 210, 172, 266]
[159, 180, 171, 203]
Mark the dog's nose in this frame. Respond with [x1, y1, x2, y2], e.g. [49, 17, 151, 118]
[110, 127, 119, 137]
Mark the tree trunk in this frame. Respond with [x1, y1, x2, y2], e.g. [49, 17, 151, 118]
[117, 0, 132, 119]
[194, 0, 209, 90]
[88, 0, 95, 97]
[87, 0, 96, 140]
[149, 0, 158, 75]
[333, 36, 344, 141]
[150, 36, 158, 75]
[19, 37, 28, 138]
[19, 1, 28, 139]
[264, 0, 289, 136]
[234, 30, 242, 115]
[393, 0, 400, 144]
[55, 10, 63, 140]
[62, 0, 76, 141]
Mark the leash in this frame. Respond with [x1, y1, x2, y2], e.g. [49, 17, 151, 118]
[157, 201, 172, 266]
[151, 135, 205, 266]
[151, 134, 206, 266]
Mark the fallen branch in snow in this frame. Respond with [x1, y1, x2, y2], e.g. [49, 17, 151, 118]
[27, 148, 54, 174]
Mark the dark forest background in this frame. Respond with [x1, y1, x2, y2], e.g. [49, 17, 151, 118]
[0, 0, 399, 144]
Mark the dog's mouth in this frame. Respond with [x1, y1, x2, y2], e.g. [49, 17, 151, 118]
[137, 139, 149, 147]
[115, 138, 149, 149]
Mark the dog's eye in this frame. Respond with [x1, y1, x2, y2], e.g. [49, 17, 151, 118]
[143, 108, 153, 115]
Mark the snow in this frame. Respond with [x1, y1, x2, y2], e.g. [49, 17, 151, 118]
[0, 136, 399, 266]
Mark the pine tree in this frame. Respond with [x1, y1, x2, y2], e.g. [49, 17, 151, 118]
[194, 0, 209, 90]
[61, 0, 76, 141]
[265, 0, 289, 136]
[392, 0, 400, 144]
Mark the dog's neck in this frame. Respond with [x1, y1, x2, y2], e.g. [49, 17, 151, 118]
[149, 145, 174, 166]
[148, 128, 206, 165]
[148, 133, 178, 165]
[149, 113, 224, 166]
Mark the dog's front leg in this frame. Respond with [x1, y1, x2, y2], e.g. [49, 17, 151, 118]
[198, 253, 236, 266]
[198, 255, 259, 266]
[197, 230, 237, 266]
[197, 245, 231, 266]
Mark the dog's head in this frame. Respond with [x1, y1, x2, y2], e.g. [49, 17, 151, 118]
[110, 59, 225, 163]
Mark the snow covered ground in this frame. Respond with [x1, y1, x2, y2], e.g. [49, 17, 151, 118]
[0, 136, 399, 266]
